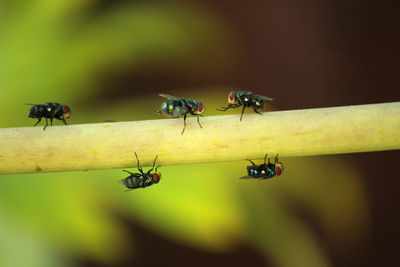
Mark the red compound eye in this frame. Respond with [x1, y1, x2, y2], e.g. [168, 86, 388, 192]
[63, 105, 70, 113]
[152, 173, 161, 183]
[63, 105, 71, 118]
[197, 102, 204, 113]
[275, 167, 282, 176]
[228, 91, 235, 103]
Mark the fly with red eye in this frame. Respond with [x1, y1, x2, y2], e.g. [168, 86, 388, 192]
[119, 152, 162, 191]
[217, 91, 274, 121]
[157, 94, 205, 135]
[241, 154, 284, 180]
[26, 102, 71, 130]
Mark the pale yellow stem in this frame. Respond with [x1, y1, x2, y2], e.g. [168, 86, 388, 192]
[0, 102, 399, 174]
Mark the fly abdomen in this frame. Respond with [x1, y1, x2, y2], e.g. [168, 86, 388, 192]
[159, 100, 188, 117]
[128, 176, 141, 188]
[250, 96, 264, 110]
[28, 104, 47, 118]
[247, 166, 262, 178]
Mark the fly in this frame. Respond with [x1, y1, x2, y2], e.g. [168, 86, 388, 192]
[26, 102, 71, 130]
[217, 91, 273, 121]
[241, 154, 284, 180]
[119, 152, 161, 191]
[157, 94, 205, 135]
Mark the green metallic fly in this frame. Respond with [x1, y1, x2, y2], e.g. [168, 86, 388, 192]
[217, 91, 273, 121]
[157, 94, 205, 135]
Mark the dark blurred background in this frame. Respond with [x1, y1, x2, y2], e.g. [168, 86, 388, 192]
[1, 0, 400, 266]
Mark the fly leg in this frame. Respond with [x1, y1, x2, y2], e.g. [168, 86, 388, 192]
[147, 155, 159, 173]
[61, 115, 68, 125]
[43, 118, 49, 130]
[217, 104, 240, 111]
[216, 105, 231, 111]
[240, 105, 246, 121]
[181, 113, 187, 135]
[34, 117, 42, 126]
[246, 159, 256, 166]
[253, 108, 263, 115]
[197, 115, 202, 128]
[134, 152, 144, 174]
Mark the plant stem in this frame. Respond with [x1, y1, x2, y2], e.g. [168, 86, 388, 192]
[0, 102, 399, 174]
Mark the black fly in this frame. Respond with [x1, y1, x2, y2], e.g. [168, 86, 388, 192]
[119, 152, 161, 191]
[217, 91, 273, 121]
[241, 154, 284, 180]
[26, 102, 71, 130]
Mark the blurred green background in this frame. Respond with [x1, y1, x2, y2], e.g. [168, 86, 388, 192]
[1, 0, 400, 266]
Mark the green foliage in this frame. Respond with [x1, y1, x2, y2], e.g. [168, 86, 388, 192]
[1, 0, 232, 127]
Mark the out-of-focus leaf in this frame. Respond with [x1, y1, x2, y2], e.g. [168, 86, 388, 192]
[233, 156, 368, 266]
[0, 1, 233, 127]
[0, 210, 69, 267]
[115, 162, 248, 250]
[0, 173, 130, 262]
[276, 157, 369, 251]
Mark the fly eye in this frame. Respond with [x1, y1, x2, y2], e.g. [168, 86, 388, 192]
[197, 102, 204, 113]
[63, 105, 70, 113]
[63, 105, 71, 118]
[228, 91, 235, 103]
[275, 167, 282, 175]
[152, 173, 161, 183]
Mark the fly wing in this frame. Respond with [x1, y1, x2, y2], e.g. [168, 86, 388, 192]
[239, 175, 259, 180]
[258, 95, 274, 101]
[158, 94, 181, 100]
[25, 103, 50, 107]
[236, 91, 252, 94]
[25, 103, 50, 109]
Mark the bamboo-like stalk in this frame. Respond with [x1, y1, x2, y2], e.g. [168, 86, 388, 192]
[0, 102, 399, 174]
